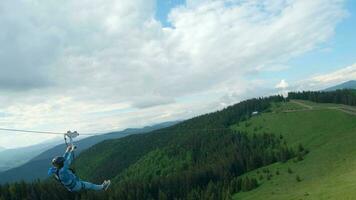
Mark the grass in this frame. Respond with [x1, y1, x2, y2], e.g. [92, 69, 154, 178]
[270, 101, 307, 112]
[232, 100, 356, 200]
[293, 99, 351, 109]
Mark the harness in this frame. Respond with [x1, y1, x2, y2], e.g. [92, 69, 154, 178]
[54, 168, 78, 191]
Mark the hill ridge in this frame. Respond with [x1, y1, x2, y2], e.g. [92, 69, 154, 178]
[324, 80, 356, 91]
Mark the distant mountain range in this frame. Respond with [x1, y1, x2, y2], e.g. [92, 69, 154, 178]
[0, 140, 61, 172]
[0, 121, 178, 184]
[324, 80, 356, 91]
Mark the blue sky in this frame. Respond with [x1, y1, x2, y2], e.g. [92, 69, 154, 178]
[156, 0, 186, 27]
[284, 0, 356, 83]
[0, 0, 355, 148]
[156, 0, 356, 88]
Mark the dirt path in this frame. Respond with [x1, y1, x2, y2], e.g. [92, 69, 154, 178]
[330, 107, 356, 116]
[289, 100, 356, 116]
[290, 100, 313, 109]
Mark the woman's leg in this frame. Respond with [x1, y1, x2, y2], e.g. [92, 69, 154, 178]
[80, 181, 104, 191]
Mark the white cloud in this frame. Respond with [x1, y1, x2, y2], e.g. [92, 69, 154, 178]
[0, 0, 347, 147]
[276, 79, 289, 89]
[275, 79, 289, 97]
[310, 63, 356, 85]
[296, 63, 356, 90]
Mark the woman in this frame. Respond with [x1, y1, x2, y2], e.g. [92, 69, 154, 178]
[48, 144, 111, 192]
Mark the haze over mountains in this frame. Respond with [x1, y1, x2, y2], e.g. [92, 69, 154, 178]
[0, 140, 60, 172]
[5, 88, 356, 199]
[0, 121, 178, 184]
[1, 81, 354, 182]
[0, 0, 354, 199]
[1, 86, 356, 199]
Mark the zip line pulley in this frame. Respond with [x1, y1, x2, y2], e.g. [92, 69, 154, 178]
[64, 131, 79, 147]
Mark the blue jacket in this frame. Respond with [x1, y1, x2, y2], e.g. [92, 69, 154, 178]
[48, 151, 78, 191]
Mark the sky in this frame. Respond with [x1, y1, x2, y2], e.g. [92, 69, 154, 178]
[0, 0, 355, 148]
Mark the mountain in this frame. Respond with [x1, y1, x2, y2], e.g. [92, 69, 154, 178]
[73, 90, 356, 200]
[324, 80, 356, 91]
[0, 140, 61, 172]
[0, 95, 289, 200]
[0, 121, 178, 184]
[3, 90, 356, 199]
[59, 96, 289, 199]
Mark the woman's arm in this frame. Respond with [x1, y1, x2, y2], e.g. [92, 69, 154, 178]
[63, 145, 75, 167]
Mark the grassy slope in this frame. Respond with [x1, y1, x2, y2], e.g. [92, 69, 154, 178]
[233, 101, 356, 200]
[75, 97, 278, 184]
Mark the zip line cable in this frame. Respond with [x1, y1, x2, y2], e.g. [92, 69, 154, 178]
[0, 127, 97, 136]
[0, 127, 236, 136]
[0, 127, 62, 135]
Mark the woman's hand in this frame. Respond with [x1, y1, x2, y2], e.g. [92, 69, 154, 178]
[66, 145, 72, 152]
[66, 144, 76, 152]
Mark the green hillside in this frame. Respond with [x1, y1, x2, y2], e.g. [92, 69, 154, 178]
[71, 96, 297, 199]
[1, 96, 293, 200]
[74, 96, 283, 182]
[2, 92, 356, 200]
[232, 100, 356, 200]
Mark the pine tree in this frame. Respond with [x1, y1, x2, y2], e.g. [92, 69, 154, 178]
[288, 167, 293, 174]
[158, 190, 168, 200]
[296, 175, 302, 182]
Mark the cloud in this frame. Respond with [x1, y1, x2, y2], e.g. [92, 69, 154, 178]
[310, 63, 356, 85]
[131, 95, 175, 109]
[0, 0, 347, 147]
[275, 79, 289, 97]
[276, 79, 289, 89]
[296, 63, 356, 90]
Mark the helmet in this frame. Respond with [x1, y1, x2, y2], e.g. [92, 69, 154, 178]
[52, 156, 65, 168]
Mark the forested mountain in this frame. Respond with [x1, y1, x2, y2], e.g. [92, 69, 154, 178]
[324, 80, 356, 91]
[0, 95, 299, 200]
[0, 121, 178, 184]
[74, 96, 285, 183]
[2, 90, 356, 199]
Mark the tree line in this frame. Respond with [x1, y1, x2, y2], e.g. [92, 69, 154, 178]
[288, 89, 356, 106]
